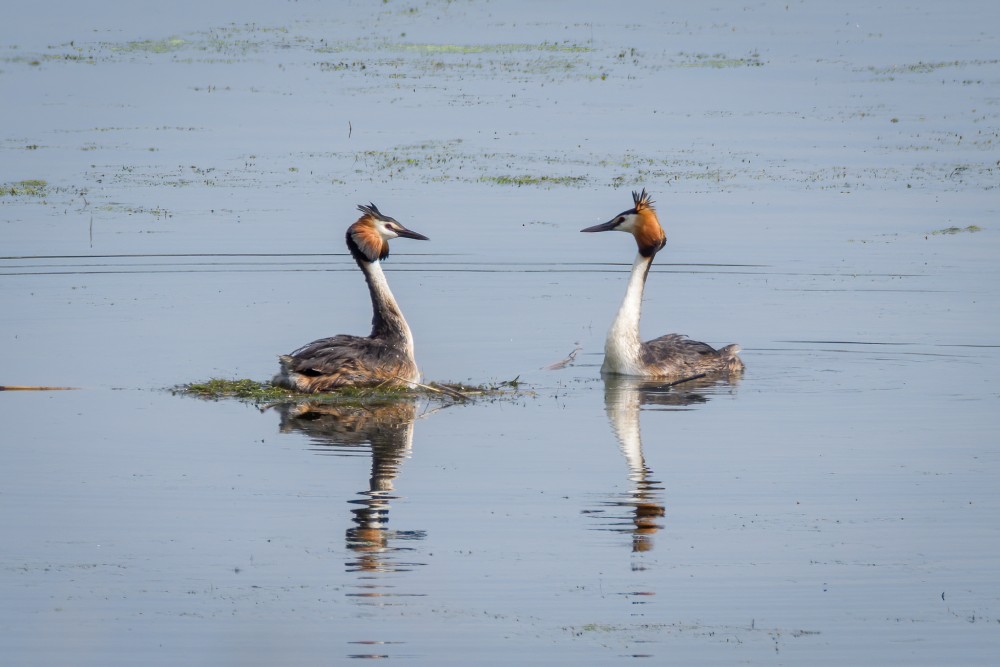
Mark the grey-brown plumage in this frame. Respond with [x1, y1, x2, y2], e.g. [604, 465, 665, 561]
[640, 334, 744, 378]
[276, 334, 419, 392]
[273, 203, 428, 392]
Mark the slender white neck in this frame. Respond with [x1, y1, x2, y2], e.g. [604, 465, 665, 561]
[362, 260, 414, 354]
[602, 253, 651, 374]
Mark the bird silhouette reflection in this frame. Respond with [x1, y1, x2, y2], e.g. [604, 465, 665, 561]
[276, 399, 427, 584]
[595, 375, 737, 552]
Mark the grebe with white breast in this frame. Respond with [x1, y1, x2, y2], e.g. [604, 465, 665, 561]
[581, 189, 743, 379]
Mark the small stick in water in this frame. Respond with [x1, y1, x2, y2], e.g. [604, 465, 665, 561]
[544, 344, 582, 371]
[0, 385, 78, 391]
[664, 373, 707, 387]
[390, 376, 471, 402]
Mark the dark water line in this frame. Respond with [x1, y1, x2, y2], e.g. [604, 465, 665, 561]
[1, 253, 763, 268]
[780, 339, 924, 346]
[937, 343, 1000, 349]
[1, 267, 926, 278]
[0, 253, 403, 260]
[759, 345, 982, 356]
[2, 256, 932, 280]
[2, 267, 756, 277]
[0, 269, 360, 276]
[781, 288, 943, 293]
[1, 261, 356, 270]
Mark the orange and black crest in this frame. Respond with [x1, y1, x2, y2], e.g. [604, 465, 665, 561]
[357, 202, 394, 223]
[632, 188, 655, 212]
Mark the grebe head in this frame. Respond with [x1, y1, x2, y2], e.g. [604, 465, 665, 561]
[581, 189, 666, 258]
[348, 202, 429, 263]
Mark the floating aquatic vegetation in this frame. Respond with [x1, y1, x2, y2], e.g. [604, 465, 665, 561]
[930, 225, 982, 235]
[113, 37, 187, 54]
[389, 41, 591, 55]
[1, 179, 47, 197]
[174, 377, 526, 406]
[865, 59, 1000, 76]
[481, 174, 589, 187]
[675, 51, 764, 68]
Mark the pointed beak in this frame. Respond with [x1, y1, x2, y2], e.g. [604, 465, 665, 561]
[395, 225, 429, 241]
[580, 219, 619, 233]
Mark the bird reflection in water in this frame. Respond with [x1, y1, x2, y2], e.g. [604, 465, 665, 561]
[594, 375, 737, 553]
[276, 398, 427, 598]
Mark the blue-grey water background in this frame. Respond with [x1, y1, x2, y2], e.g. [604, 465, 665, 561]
[2, 1, 998, 664]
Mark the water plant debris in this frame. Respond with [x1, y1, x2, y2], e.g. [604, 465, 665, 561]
[173, 377, 526, 406]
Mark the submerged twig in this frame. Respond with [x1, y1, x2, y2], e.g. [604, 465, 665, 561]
[543, 344, 582, 370]
[393, 376, 470, 402]
[664, 373, 707, 387]
[0, 385, 75, 391]
[0, 385, 78, 391]
[416, 403, 456, 420]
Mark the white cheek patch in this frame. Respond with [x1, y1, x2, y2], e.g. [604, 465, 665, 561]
[617, 215, 638, 233]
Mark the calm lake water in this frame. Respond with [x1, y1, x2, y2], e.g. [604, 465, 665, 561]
[2, 1, 999, 664]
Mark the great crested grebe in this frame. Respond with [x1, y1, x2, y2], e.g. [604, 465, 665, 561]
[581, 189, 744, 379]
[273, 203, 429, 392]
